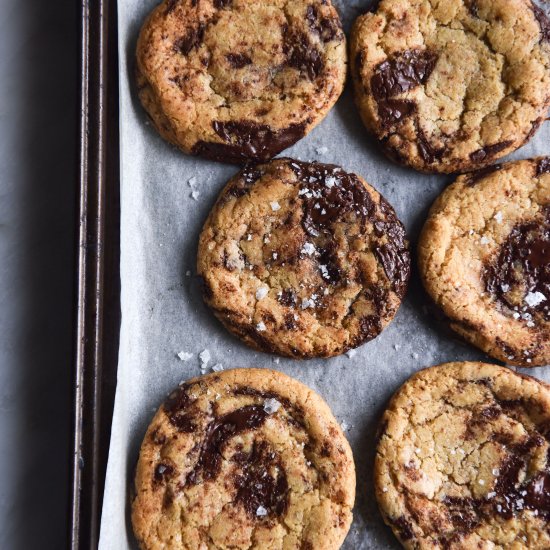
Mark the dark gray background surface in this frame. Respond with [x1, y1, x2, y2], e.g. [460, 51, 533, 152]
[0, 1, 77, 547]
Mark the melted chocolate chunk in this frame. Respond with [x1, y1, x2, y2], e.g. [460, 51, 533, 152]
[165, 383, 193, 414]
[234, 440, 289, 518]
[416, 125, 444, 165]
[164, 384, 199, 432]
[185, 405, 268, 486]
[175, 24, 205, 56]
[391, 516, 414, 541]
[214, 0, 232, 8]
[533, 5, 550, 43]
[370, 49, 438, 101]
[225, 53, 252, 68]
[288, 160, 376, 236]
[193, 121, 307, 164]
[469, 141, 513, 163]
[377, 99, 416, 129]
[466, 164, 502, 186]
[465, 0, 479, 18]
[278, 288, 297, 307]
[154, 462, 174, 484]
[484, 206, 550, 320]
[165, 0, 178, 14]
[537, 157, 550, 176]
[283, 27, 324, 80]
[305, 5, 342, 43]
[226, 166, 263, 197]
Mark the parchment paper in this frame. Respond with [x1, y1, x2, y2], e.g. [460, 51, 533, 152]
[99, 1, 550, 547]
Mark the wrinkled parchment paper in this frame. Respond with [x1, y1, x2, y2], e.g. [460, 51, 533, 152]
[99, 1, 550, 547]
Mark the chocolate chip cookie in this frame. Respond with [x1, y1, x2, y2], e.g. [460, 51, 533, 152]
[376, 361, 550, 548]
[418, 158, 549, 366]
[376, 361, 550, 549]
[132, 368, 355, 550]
[197, 158, 410, 358]
[350, 0, 550, 173]
[136, 0, 346, 164]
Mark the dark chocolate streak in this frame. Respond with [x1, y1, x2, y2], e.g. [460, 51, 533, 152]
[374, 197, 410, 297]
[185, 405, 269, 485]
[288, 160, 410, 294]
[234, 440, 289, 517]
[192, 120, 307, 164]
[469, 140, 513, 163]
[440, 434, 550, 546]
[162, 386, 292, 518]
[466, 163, 502, 186]
[370, 49, 438, 101]
[533, 5, 550, 43]
[174, 24, 205, 56]
[288, 160, 376, 236]
[225, 53, 252, 68]
[484, 206, 550, 321]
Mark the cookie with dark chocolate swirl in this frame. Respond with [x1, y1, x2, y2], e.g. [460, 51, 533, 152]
[131, 368, 355, 550]
[197, 158, 411, 358]
[350, 0, 550, 173]
[136, 0, 346, 164]
[419, 157, 549, 366]
[376, 362, 550, 549]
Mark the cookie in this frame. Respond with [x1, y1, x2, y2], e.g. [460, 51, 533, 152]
[136, 0, 346, 164]
[197, 158, 411, 358]
[418, 158, 549, 366]
[376, 361, 550, 549]
[131, 368, 355, 550]
[350, 0, 550, 173]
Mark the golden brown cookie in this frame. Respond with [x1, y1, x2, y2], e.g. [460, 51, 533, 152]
[350, 0, 550, 173]
[197, 158, 411, 358]
[132, 368, 355, 550]
[136, 0, 346, 164]
[418, 157, 549, 366]
[376, 361, 550, 549]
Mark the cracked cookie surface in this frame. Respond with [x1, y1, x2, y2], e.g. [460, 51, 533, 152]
[418, 157, 549, 366]
[136, 0, 346, 164]
[131, 368, 355, 550]
[350, 0, 550, 173]
[197, 158, 410, 358]
[375, 361, 550, 549]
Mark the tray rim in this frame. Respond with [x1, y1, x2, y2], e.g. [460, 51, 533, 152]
[71, 1, 120, 548]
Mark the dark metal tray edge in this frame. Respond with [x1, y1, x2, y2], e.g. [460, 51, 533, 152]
[71, 1, 120, 548]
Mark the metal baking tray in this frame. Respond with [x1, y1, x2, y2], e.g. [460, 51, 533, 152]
[71, 1, 120, 548]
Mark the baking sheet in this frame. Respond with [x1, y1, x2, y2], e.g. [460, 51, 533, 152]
[99, 1, 550, 547]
